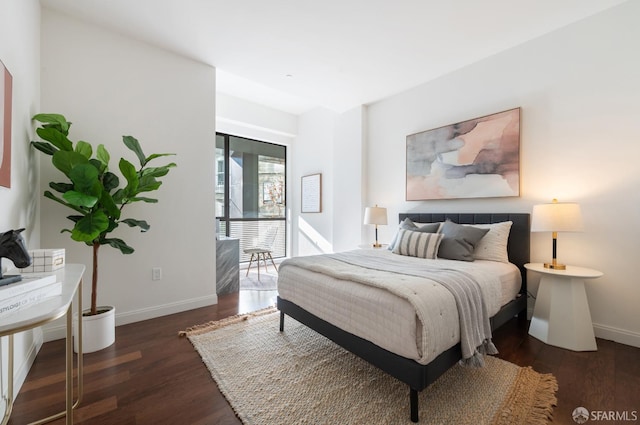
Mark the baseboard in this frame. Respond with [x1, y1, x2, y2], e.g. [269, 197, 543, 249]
[593, 322, 640, 348]
[42, 294, 218, 342]
[520, 307, 638, 348]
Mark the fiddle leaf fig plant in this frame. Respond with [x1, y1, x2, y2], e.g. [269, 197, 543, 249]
[31, 113, 176, 315]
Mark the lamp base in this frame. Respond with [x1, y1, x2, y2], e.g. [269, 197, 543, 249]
[544, 262, 566, 270]
[372, 242, 382, 248]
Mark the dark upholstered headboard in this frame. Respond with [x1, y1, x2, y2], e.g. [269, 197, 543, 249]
[398, 213, 530, 290]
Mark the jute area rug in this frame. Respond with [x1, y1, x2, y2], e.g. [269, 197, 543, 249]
[181, 308, 557, 425]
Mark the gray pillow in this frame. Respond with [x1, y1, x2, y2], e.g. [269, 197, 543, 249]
[388, 218, 440, 250]
[437, 220, 489, 261]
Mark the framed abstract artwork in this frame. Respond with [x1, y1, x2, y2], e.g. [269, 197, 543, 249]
[406, 108, 520, 201]
[0, 59, 13, 188]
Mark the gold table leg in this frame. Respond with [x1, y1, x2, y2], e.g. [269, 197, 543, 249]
[1, 335, 15, 425]
[28, 279, 84, 425]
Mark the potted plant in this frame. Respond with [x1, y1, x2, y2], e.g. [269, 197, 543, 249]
[31, 113, 176, 352]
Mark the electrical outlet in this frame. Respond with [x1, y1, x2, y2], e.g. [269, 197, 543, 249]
[152, 267, 162, 281]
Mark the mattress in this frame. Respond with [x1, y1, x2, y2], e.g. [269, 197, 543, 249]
[277, 249, 521, 365]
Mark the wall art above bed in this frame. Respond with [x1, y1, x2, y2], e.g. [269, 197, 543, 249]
[406, 108, 520, 201]
[0, 59, 13, 188]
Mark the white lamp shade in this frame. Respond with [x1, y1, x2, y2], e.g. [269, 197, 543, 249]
[364, 206, 388, 226]
[531, 202, 583, 232]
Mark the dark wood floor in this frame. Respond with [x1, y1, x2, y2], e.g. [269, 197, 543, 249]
[8, 291, 640, 425]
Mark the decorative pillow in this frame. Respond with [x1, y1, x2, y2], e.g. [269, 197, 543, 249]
[468, 221, 513, 263]
[392, 229, 443, 259]
[437, 220, 489, 261]
[387, 218, 441, 251]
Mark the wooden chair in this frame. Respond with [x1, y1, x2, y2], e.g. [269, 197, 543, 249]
[243, 227, 278, 280]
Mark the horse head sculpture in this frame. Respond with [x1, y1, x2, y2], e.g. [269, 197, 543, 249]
[0, 228, 32, 285]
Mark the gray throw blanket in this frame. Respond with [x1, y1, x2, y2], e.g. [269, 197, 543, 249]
[280, 250, 497, 367]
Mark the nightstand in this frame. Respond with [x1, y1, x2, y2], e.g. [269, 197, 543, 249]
[526, 263, 603, 351]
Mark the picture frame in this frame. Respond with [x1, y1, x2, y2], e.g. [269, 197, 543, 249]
[0, 59, 13, 188]
[301, 173, 322, 213]
[406, 108, 520, 200]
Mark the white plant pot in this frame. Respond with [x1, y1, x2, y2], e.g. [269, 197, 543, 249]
[74, 306, 116, 353]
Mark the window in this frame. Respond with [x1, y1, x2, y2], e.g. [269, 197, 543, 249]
[216, 133, 286, 261]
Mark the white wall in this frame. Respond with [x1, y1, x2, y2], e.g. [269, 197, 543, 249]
[0, 0, 41, 414]
[366, 1, 640, 347]
[293, 108, 337, 256]
[217, 92, 297, 146]
[333, 106, 366, 252]
[39, 9, 217, 336]
[291, 106, 368, 256]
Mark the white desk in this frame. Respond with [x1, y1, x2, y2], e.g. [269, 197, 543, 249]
[1, 264, 85, 425]
[526, 263, 602, 351]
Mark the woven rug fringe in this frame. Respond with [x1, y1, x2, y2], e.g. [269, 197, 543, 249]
[494, 366, 558, 425]
[178, 306, 277, 337]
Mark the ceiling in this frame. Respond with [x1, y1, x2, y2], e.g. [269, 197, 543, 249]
[41, 0, 627, 115]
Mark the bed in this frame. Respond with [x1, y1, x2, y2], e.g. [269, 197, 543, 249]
[277, 213, 530, 422]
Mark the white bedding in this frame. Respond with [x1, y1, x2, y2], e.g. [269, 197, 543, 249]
[277, 249, 521, 365]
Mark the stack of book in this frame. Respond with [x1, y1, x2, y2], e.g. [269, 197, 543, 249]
[0, 273, 62, 318]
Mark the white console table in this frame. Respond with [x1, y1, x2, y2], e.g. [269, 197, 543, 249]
[1, 264, 85, 425]
[526, 262, 602, 351]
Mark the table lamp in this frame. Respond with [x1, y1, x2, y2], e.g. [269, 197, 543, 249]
[364, 205, 387, 248]
[531, 198, 583, 270]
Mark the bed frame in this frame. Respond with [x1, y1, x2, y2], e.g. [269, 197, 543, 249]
[277, 213, 530, 422]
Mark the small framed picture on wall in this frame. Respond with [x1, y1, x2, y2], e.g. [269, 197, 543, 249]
[301, 173, 322, 213]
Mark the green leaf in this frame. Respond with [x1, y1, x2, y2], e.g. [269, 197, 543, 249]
[32, 113, 70, 135]
[100, 191, 120, 220]
[111, 188, 126, 204]
[71, 210, 109, 242]
[119, 158, 139, 194]
[36, 127, 73, 151]
[129, 197, 158, 203]
[69, 163, 100, 194]
[137, 175, 161, 193]
[121, 218, 150, 231]
[105, 219, 119, 234]
[62, 190, 99, 208]
[89, 158, 106, 174]
[97, 144, 110, 166]
[66, 215, 83, 223]
[102, 238, 134, 254]
[44, 190, 85, 214]
[75, 141, 93, 159]
[145, 153, 175, 163]
[31, 141, 58, 156]
[123, 135, 146, 167]
[52, 150, 89, 176]
[49, 182, 74, 193]
[102, 172, 120, 192]
[141, 163, 176, 178]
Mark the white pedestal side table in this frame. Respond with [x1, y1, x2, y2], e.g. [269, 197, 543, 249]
[526, 263, 602, 351]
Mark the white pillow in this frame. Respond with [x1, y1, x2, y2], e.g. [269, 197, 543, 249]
[392, 229, 443, 259]
[467, 221, 513, 263]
